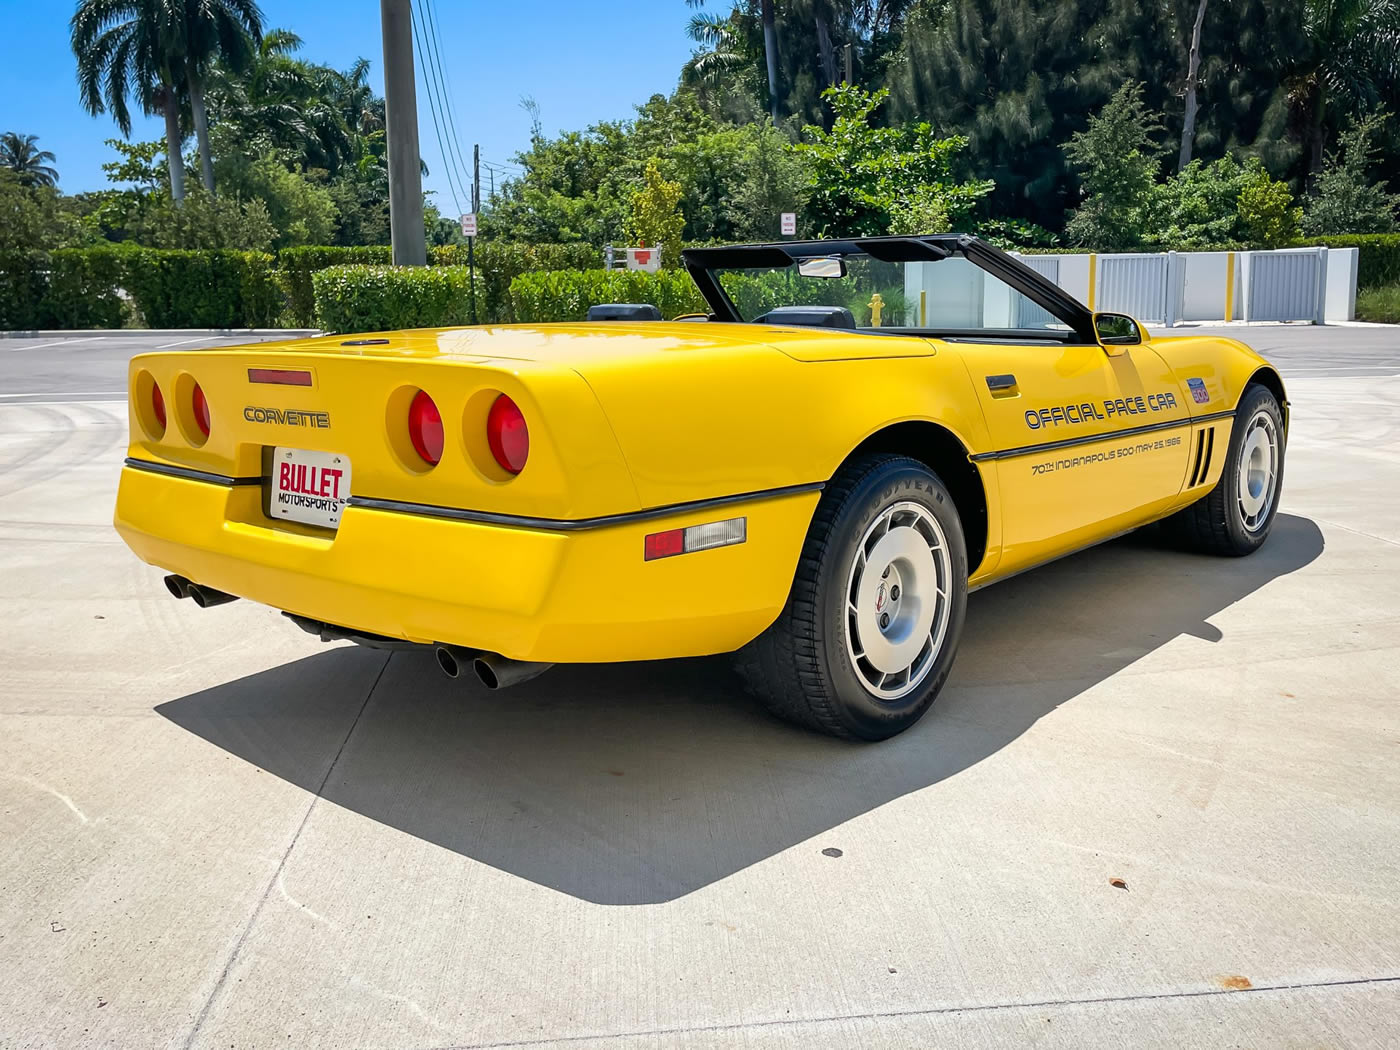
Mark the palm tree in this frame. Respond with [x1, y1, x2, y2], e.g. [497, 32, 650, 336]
[1290, 0, 1400, 172]
[71, 0, 187, 201]
[205, 29, 356, 174]
[687, 0, 780, 121]
[173, 0, 263, 194]
[1, 133, 59, 188]
[683, 10, 749, 88]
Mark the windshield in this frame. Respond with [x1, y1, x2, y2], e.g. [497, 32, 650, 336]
[713, 255, 1068, 333]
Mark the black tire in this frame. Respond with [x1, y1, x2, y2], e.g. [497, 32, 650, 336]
[736, 454, 968, 741]
[1163, 383, 1286, 556]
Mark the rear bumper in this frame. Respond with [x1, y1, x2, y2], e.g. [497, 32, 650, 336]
[114, 464, 819, 663]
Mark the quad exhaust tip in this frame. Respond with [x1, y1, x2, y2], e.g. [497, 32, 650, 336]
[434, 645, 553, 690]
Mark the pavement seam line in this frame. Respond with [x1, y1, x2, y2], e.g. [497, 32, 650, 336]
[416, 974, 1400, 1050]
[179, 652, 393, 1050]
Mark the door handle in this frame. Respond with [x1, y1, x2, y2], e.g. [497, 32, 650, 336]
[985, 374, 1019, 396]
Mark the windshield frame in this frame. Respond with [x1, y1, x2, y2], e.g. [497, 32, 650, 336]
[681, 234, 1097, 344]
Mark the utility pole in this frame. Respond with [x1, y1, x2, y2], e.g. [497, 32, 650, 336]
[468, 143, 480, 325]
[380, 0, 426, 265]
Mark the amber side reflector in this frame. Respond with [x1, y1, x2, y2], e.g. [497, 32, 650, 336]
[248, 368, 313, 386]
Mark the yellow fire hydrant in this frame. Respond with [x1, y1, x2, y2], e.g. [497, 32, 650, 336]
[867, 292, 885, 328]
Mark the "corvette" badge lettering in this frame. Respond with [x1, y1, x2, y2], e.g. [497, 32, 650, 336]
[244, 406, 331, 428]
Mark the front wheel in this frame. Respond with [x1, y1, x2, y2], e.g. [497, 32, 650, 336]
[737, 454, 968, 740]
[1163, 382, 1286, 556]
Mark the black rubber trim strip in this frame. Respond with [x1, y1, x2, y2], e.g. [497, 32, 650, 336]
[124, 457, 261, 487]
[969, 410, 1235, 462]
[347, 481, 826, 532]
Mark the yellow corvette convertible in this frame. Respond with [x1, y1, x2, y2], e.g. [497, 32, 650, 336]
[115, 235, 1286, 740]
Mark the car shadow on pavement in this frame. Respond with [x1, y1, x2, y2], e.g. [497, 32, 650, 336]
[157, 512, 1323, 906]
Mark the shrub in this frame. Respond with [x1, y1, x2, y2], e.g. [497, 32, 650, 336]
[1297, 233, 1400, 289]
[278, 245, 390, 326]
[0, 251, 49, 329]
[429, 241, 599, 323]
[508, 269, 706, 322]
[312, 265, 486, 333]
[120, 249, 282, 328]
[43, 247, 128, 328]
[1355, 283, 1400, 323]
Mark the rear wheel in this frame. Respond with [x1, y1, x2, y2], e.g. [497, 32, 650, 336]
[737, 454, 968, 740]
[1163, 383, 1285, 556]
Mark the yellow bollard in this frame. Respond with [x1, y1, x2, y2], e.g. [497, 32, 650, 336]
[868, 292, 885, 328]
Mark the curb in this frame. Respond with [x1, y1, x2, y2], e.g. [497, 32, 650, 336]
[0, 329, 322, 339]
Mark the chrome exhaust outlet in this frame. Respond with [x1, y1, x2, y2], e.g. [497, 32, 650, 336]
[472, 653, 554, 690]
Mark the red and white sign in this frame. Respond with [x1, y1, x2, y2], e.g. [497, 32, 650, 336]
[460, 212, 477, 238]
[272, 447, 351, 530]
[625, 247, 661, 273]
[780, 212, 797, 236]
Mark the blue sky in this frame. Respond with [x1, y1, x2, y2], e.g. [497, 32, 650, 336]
[2, 0, 698, 209]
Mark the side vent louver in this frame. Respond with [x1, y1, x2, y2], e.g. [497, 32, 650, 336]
[1189, 427, 1216, 487]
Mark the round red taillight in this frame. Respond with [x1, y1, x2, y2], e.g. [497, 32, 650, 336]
[486, 394, 528, 475]
[408, 389, 444, 465]
[192, 383, 210, 437]
[152, 382, 166, 431]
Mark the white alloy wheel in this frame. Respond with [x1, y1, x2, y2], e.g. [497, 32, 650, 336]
[844, 501, 954, 700]
[1236, 408, 1279, 532]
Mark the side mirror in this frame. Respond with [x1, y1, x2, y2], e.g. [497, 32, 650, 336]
[1094, 312, 1143, 352]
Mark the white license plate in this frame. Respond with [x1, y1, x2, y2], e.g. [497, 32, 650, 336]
[271, 447, 352, 530]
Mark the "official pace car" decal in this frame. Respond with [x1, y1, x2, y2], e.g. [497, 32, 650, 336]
[1023, 390, 1179, 430]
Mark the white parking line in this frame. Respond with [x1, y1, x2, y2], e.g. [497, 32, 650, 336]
[2, 336, 107, 352]
[154, 336, 224, 349]
[0, 391, 126, 401]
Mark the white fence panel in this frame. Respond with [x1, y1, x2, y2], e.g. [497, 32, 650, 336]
[1324, 248, 1359, 322]
[1096, 254, 1169, 322]
[1244, 247, 1326, 323]
[1012, 255, 1060, 328]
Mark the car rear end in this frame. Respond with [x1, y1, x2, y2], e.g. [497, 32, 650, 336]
[113, 332, 817, 663]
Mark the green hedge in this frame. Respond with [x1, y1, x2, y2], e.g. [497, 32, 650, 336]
[119, 249, 282, 328]
[430, 242, 599, 324]
[1298, 234, 1400, 290]
[277, 242, 601, 326]
[312, 265, 486, 333]
[0, 247, 280, 329]
[277, 246, 391, 327]
[509, 269, 707, 322]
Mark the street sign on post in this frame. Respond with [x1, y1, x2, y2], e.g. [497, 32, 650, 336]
[780, 212, 797, 236]
[460, 213, 478, 238]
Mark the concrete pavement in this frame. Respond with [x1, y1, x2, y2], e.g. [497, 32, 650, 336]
[0, 327, 1398, 1048]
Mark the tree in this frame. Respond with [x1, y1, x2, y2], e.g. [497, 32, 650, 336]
[688, 0, 780, 121]
[1063, 82, 1166, 249]
[625, 160, 685, 268]
[127, 185, 277, 249]
[1290, 0, 1400, 174]
[171, 0, 263, 194]
[1178, 0, 1210, 169]
[1301, 111, 1400, 234]
[1, 133, 59, 188]
[0, 170, 90, 251]
[796, 84, 992, 236]
[72, 0, 188, 201]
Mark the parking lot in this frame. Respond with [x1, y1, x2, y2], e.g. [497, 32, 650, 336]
[1, 325, 1398, 1048]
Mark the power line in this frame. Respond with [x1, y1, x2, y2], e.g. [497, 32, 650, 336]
[419, 0, 477, 207]
[414, 0, 476, 211]
[408, 1, 466, 214]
